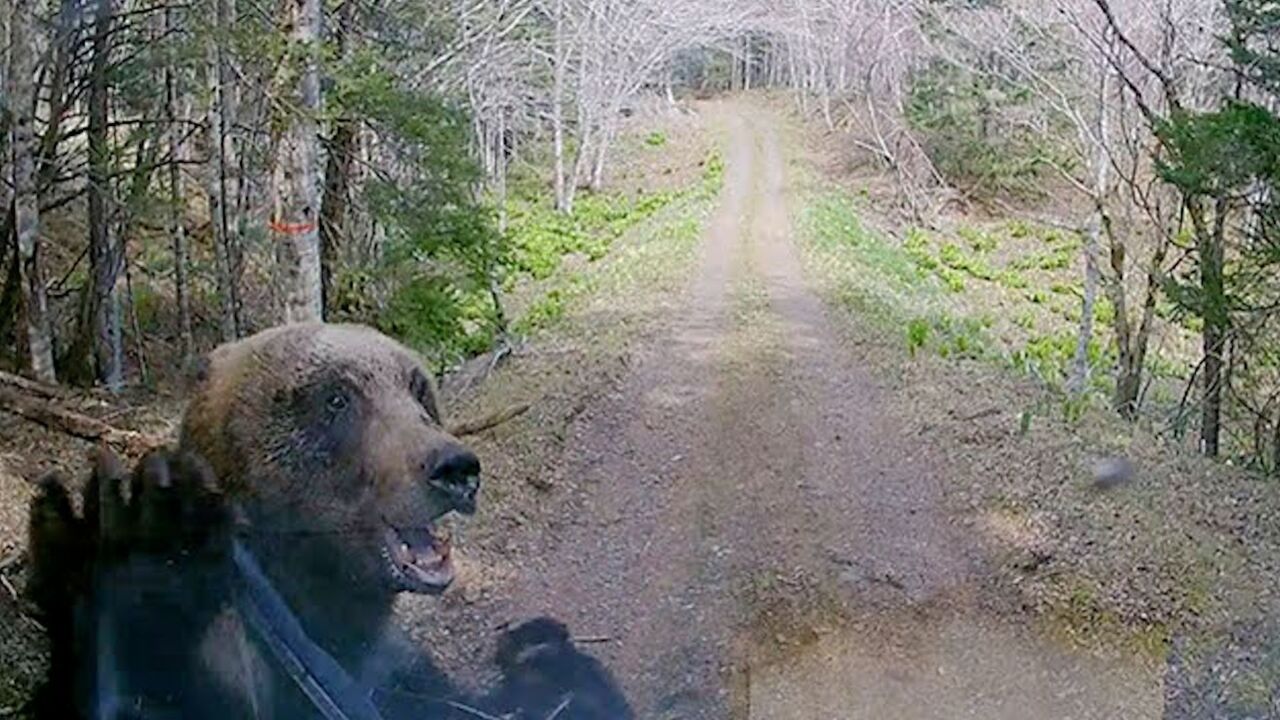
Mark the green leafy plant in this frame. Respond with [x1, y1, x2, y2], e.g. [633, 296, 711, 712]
[904, 227, 939, 270]
[939, 267, 967, 293]
[939, 242, 997, 281]
[1062, 394, 1089, 423]
[332, 58, 501, 366]
[1007, 220, 1033, 238]
[998, 270, 1029, 289]
[516, 287, 570, 334]
[959, 226, 998, 253]
[1094, 297, 1116, 325]
[907, 317, 931, 357]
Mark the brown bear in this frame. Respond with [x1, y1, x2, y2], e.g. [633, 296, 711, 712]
[180, 323, 479, 603]
[26, 323, 630, 719]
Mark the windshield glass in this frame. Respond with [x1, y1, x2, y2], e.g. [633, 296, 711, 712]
[1, 1, 1278, 718]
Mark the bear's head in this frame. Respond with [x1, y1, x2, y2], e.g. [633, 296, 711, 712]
[179, 323, 479, 596]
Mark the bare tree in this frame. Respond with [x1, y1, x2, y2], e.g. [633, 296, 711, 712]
[77, 0, 125, 390]
[758, 0, 938, 216]
[550, 0, 571, 212]
[9, 0, 56, 383]
[1083, 0, 1229, 446]
[558, 0, 746, 203]
[205, 0, 243, 340]
[165, 0, 193, 361]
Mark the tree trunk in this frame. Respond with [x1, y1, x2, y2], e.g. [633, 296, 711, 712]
[165, 2, 193, 361]
[319, 120, 355, 319]
[1069, 79, 1112, 398]
[551, 0, 569, 213]
[1067, 212, 1101, 397]
[275, 0, 323, 324]
[589, 120, 615, 193]
[1108, 210, 1166, 419]
[489, 110, 510, 341]
[1107, 216, 1137, 416]
[4, 0, 75, 370]
[1202, 325, 1224, 457]
[0, 386, 163, 455]
[820, 80, 833, 130]
[319, 0, 356, 320]
[0, 0, 9, 223]
[219, 0, 244, 333]
[0, 235, 18, 356]
[36, 0, 80, 200]
[1196, 197, 1229, 457]
[1181, 194, 1230, 455]
[729, 48, 738, 90]
[1272, 407, 1280, 477]
[205, 0, 241, 341]
[495, 108, 509, 234]
[10, 0, 56, 384]
[566, 120, 591, 214]
[76, 0, 124, 391]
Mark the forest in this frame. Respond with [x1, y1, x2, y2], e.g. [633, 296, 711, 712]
[2, 0, 1279, 468]
[3, 0, 1280, 716]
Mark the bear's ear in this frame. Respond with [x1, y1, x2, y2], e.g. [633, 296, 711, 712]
[423, 370, 443, 424]
[410, 366, 443, 425]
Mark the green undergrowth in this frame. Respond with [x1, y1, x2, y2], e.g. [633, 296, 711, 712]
[377, 123, 723, 370]
[804, 193, 934, 322]
[798, 182, 1278, 685]
[510, 148, 724, 337]
[798, 187, 1127, 412]
[506, 189, 684, 280]
[788, 122, 1276, 713]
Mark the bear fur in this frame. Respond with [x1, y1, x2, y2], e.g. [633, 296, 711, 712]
[26, 324, 630, 719]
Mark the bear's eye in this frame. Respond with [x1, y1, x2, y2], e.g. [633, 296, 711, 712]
[325, 390, 350, 413]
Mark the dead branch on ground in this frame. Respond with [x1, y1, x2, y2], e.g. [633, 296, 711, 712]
[0, 387, 165, 456]
[448, 403, 531, 437]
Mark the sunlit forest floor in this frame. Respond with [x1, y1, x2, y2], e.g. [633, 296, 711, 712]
[2, 96, 1278, 717]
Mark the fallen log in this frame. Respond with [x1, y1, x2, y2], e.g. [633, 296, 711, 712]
[0, 370, 70, 400]
[0, 387, 164, 455]
[447, 403, 531, 437]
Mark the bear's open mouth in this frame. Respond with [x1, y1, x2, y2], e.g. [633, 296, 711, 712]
[381, 520, 453, 593]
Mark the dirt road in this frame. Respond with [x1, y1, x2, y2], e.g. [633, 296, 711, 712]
[437, 104, 1163, 719]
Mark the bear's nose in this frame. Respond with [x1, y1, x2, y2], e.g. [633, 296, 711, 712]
[424, 444, 481, 515]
